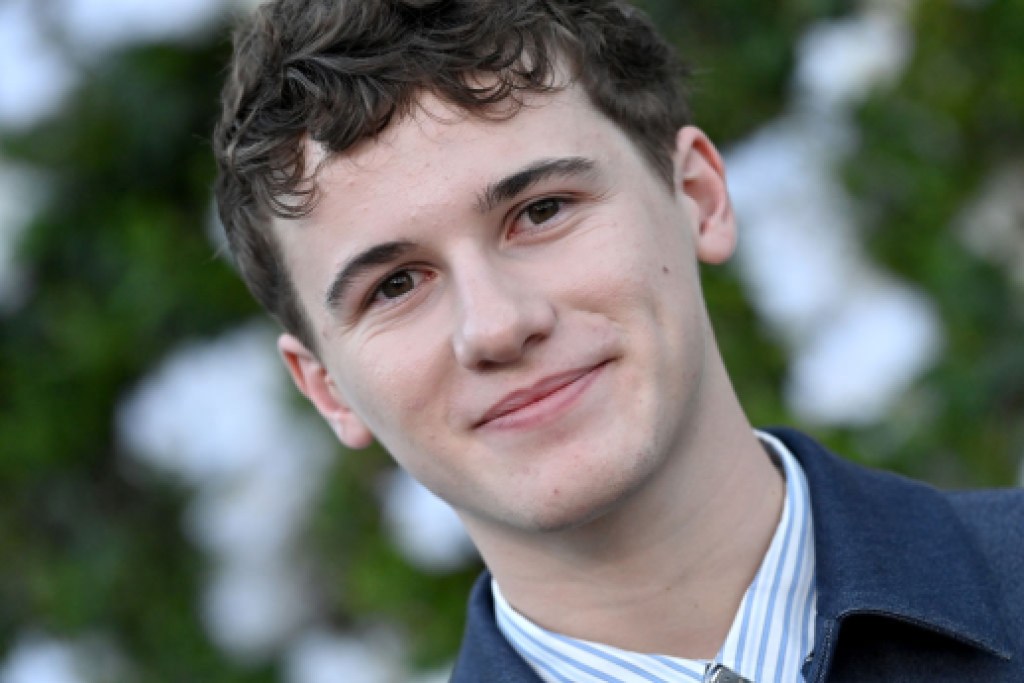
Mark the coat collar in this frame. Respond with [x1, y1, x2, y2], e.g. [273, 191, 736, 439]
[451, 571, 542, 683]
[768, 427, 1013, 661]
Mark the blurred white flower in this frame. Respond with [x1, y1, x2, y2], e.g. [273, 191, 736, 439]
[117, 322, 331, 486]
[284, 629, 404, 683]
[0, 164, 46, 312]
[185, 456, 321, 563]
[725, 8, 943, 429]
[380, 469, 477, 573]
[118, 322, 336, 661]
[0, 636, 84, 683]
[203, 561, 314, 663]
[0, 0, 241, 131]
[726, 117, 860, 342]
[786, 282, 942, 425]
[0, 1, 77, 130]
[55, 0, 225, 53]
[795, 12, 912, 110]
[0, 634, 130, 683]
[957, 162, 1024, 289]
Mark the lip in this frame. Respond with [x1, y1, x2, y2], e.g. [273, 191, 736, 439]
[474, 362, 608, 431]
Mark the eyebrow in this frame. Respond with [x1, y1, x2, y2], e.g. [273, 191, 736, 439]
[476, 156, 597, 214]
[324, 240, 417, 310]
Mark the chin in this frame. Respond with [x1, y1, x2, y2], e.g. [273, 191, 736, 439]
[506, 450, 661, 534]
[527, 501, 623, 534]
[511, 498, 611, 534]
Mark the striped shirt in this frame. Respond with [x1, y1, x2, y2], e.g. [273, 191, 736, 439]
[493, 430, 817, 682]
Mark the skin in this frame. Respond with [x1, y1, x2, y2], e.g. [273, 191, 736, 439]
[274, 84, 784, 658]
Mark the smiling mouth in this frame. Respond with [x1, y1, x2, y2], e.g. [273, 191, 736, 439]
[475, 362, 608, 430]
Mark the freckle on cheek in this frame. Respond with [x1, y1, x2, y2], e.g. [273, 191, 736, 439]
[662, 266, 670, 275]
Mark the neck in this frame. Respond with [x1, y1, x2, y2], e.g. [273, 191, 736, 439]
[463, 355, 785, 659]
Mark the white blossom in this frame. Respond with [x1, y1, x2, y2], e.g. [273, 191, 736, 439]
[0, 637, 84, 683]
[203, 561, 314, 662]
[0, 1, 77, 129]
[116, 322, 331, 486]
[956, 162, 1024, 289]
[0, 634, 131, 683]
[284, 629, 404, 683]
[786, 282, 942, 425]
[55, 0, 225, 52]
[795, 12, 912, 110]
[118, 323, 335, 661]
[380, 469, 477, 573]
[725, 8, 943, 428]
[0, 164, 46, 311]
[726, 116, 859, 342]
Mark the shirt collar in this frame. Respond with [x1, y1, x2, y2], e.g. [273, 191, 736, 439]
[491, 431, 817, 683]
[768, 427, 1014, 666]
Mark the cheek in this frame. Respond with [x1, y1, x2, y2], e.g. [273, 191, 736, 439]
[564, 219, 658, 301]
[338, 326, 451, 432]
[586, 228, 688, 318]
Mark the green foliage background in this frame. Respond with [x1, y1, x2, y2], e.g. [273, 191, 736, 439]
[1, 0, 1020, 679]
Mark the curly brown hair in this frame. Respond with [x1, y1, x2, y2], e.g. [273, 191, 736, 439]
[213, 0, 691, 352]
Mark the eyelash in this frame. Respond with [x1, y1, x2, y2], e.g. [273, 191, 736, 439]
[365, 268, 432, 311]
[510, 196, 573, 236]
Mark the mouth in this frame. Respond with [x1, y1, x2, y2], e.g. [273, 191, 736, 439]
[474, 361, 609, 431]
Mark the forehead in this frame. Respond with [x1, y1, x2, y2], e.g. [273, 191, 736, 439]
[309, 86, 630, 216]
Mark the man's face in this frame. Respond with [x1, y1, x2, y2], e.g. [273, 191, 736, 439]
[275, 85, 736, 536]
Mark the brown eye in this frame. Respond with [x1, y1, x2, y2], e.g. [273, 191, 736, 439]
[378, 271, 416, 299]
[525, 198, 561, 224]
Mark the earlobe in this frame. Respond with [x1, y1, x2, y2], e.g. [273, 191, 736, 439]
[277, 334, 375, 449]
[673, 126, 738, 265]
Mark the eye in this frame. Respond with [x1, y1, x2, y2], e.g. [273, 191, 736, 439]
[374, 269, 422, 302]
[523, 198, 562, 225]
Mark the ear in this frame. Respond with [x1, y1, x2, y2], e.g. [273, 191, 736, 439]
[673, 126, 737, 265]
[277, 333, 375, 449]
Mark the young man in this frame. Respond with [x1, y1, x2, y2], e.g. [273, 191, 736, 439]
[213, 1, 1023, 680]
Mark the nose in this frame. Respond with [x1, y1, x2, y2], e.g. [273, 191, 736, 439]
[452, 263, 556, 370]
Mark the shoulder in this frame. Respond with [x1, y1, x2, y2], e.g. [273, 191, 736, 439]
[944, 488, 1024, 652]
[947, 486, 1024, 527]
[945, 488, 1024, 583]
[948, 486, 1024, 520]
[768, 426, 1024, 609]
[767, 427, 1024, 677]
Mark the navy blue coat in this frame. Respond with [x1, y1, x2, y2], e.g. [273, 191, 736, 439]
[450, 428, 1024, 682]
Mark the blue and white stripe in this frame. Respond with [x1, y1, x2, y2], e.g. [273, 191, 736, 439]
[493, 430, 817, 682]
